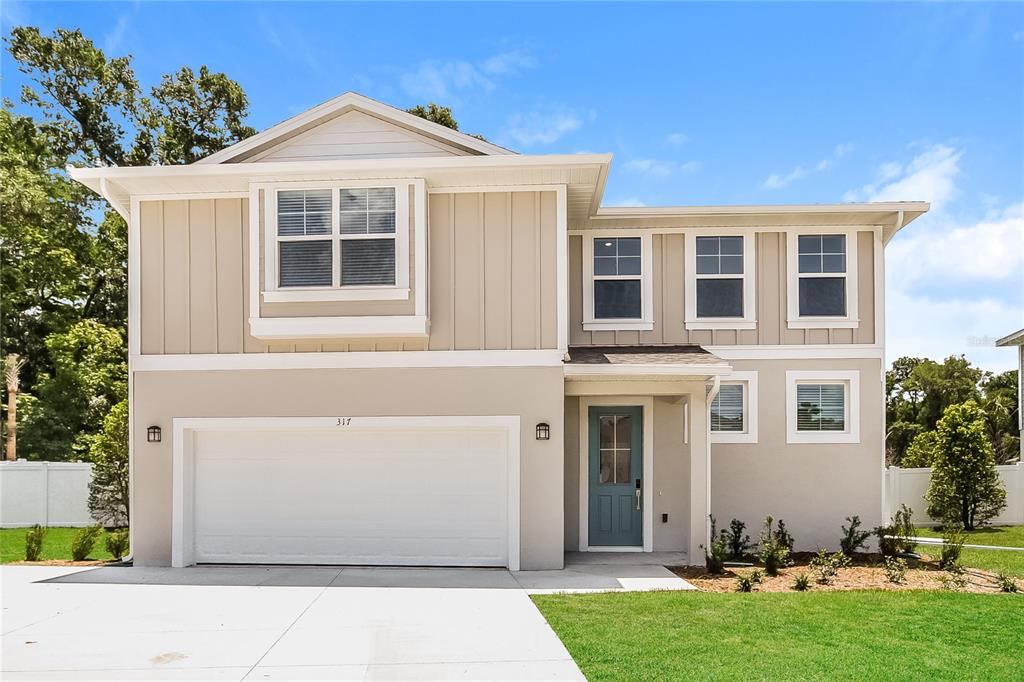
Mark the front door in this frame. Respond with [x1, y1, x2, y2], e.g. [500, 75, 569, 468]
[588, 406, 643, 547]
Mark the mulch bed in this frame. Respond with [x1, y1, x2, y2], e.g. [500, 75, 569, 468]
[8, 560, 114, 566]
[671, 552, 1022, 594]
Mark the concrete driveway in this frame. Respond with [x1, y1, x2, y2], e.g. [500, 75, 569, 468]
[1, 565, 586, 680]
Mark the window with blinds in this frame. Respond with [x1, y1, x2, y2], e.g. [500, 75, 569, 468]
[710, 383, 745, 432]
[796, 383, 846, 431]
[276, 186, 397, 289]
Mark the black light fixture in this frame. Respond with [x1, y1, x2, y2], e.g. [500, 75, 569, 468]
[535, 422, 550, 441]
[147, 425, 162, 443]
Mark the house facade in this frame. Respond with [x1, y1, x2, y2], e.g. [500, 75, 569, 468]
[71, 93, 929, 570]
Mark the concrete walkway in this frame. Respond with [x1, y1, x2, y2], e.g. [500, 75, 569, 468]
[2, 563, 694, 680]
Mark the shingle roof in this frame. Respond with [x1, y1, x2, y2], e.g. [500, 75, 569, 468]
[566, 345, 728, 367]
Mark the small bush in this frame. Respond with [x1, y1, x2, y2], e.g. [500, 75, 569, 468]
[996, 573, 1018, 593]
[940, 565, 967, 591]
[725, 518, 755, 559]
[25, 525, 46, 561]
[883, 556, 907, 584]
[874, 504, 917, 556]
[702, 516, 729, 574]
[759, 516, 791, 576]
[938, 527, 966, 570]
[810, 549, 851, 585]
[736, 574, 756, 592]
[775, 519, 795, 554]
[71, 525, 103, 561]
[749, 569, 765, 585]
[105, 529, 129, 560]
[792, 573, 811, 591]
[840, 515, 871, 557]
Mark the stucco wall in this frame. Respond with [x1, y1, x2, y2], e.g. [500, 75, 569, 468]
[132, 366, 564, 569]
[711, 357, 884, 551]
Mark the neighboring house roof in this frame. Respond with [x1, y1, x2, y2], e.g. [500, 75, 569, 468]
[996, 328, 1024, 346]
[564, 345, 731, 380]
[195, 92, 514, 164]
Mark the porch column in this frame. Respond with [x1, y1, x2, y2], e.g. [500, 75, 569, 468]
[688, 389, 710, 563]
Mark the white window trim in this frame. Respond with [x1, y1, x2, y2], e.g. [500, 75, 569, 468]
[785, 370, 860, 444]
[263, 179, 411, 303]
[786, 229, 859, 329]
[684, 232, 756, 330]
[710, 370, 758, 444]
[582, 232, 654, 331]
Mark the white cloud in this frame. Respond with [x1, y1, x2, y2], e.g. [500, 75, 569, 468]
[103, 13, 131, 54]
[502, 110, 582, 145]
[399, 50, 537, 101]
[762, 142, 853, 189]
[622, 158, 699, 178]
[845, 144, 961, 211]
[666, 132, 689, 147]
[816, 159, 832, 172]
[834, 142, 855, 158]
[763, 166, 807, 189]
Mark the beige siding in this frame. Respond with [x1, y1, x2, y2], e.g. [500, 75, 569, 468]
[132, 366, 564, 569]
[570, 230, 877, 347]
[249, 110, 465, 162]
[138, 189, 559, 354]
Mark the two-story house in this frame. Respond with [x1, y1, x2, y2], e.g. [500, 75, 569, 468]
[71, 93, 928, 570]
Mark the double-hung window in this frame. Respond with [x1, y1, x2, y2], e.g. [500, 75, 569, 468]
[710, 371, 758, 443]
[685, 233, 755, 329]
[266, 183, 410, 303]
[584, 235, 653, 330]
[786, 371, 860, 443]
[787, 231, 859, 328]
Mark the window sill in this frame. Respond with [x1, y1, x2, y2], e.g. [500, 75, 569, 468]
[249, 315, 429, 340]
[787, 318, 859, 329]
[263, 288, 410, 303]
[786, 431, 860, 444]
[583, 321, 654, 332]
[711, 432, 758, 444]
[685, 319, 756, 331]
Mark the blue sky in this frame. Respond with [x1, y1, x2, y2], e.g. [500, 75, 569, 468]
[3, 2, 1022, 372]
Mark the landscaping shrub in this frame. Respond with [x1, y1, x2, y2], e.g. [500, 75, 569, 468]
[736, 574, 756, 592]
[25, 524, 46, 561]
[840, 515, 871, 557]
[938, 527, 965, 570]
[758, 516, 790, 576]
[725, 518, 755, 559]
[105, 529, 129, 560]
[996, 573, 1018, 593]
[810, 549, 851, 585]
[874, 504, 917, 556]
[925, 401, 1007, 530]
[70, 525, 103, 561]
[940, 565, 967, 590]
[702, 516, 729, 574]
[792, 573, 811, 591]
[883, 556, 907, 584]
[775, 519, 795, 554]
[749, 569, 765, 585]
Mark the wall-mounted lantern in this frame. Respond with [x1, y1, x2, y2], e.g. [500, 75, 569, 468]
[147, 425, 162, 443]
[535, 422, 550, 441]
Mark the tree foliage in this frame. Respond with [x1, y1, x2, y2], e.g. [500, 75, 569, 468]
[86, 399, 129, 526]
[925, 401, 1008, 529]
[407, 102, 487, 141]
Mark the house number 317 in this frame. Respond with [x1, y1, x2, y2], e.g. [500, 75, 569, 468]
[336, 418, 352, 426]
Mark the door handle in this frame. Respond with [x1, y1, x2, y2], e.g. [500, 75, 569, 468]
[635, 487, 642, 510]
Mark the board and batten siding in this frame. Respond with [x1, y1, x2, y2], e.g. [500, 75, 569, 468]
[137, 190, 559, 354]
[569, 231, 876, 347]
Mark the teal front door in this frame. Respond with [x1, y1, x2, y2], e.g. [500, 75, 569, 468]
[588, 406, 643, 547]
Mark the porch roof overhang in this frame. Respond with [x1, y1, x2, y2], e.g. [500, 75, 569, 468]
[564, 345, 731, 383]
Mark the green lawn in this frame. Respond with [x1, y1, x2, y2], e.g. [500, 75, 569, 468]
[533, 590, 1024, 682]
[0, 527, 116, 563]
[914, 525, 1024, 578]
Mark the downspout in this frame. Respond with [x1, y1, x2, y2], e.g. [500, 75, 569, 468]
[705, 376, 721, 552]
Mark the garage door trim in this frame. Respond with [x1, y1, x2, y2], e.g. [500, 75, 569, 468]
[171, 416, 521, 570]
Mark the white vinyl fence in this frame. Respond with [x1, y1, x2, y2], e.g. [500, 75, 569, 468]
[0, 461, 96, 528]
[884, 463, 1024, 527]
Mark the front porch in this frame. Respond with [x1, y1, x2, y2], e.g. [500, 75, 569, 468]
[563, 345, 732, 565]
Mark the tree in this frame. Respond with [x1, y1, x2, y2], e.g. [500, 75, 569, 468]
[4, 354, 25, 460]
[86, 399, 129, 526]
[407, 102, 487, 141]
[925, 401, 1007, 529]
[901, 430, 939, 468]
[980, 370, 1020, 464]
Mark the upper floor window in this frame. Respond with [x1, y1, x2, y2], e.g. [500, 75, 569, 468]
[786, 230, 859, 329]
[685, 233, 756, 330]
[785, 370, 860, 444]
[262, 182, 412, 304]
[583, 234, 653, 331]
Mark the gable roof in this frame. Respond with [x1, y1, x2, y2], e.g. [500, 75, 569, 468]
[997, 328, 1024, 347]
[196, 92, 514, 164]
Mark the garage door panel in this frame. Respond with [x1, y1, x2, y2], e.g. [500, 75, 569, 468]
[191, 425, 510, 566]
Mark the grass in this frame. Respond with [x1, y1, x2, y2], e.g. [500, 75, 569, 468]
[914, 525, 1024, 578]
[0, 527, 116, 564]
[534, 590, 1024, 681]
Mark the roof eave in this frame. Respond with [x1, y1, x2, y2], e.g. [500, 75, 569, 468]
[996, 329, 1024, 347]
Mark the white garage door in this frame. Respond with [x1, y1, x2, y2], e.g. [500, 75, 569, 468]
[191, 423, 512, 567]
